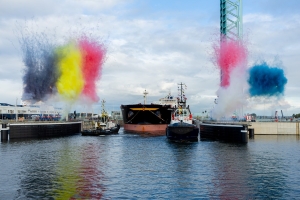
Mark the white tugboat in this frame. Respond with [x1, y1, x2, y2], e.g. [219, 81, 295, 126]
[82, 99, 120, 136]
[166, 83, 199, 141]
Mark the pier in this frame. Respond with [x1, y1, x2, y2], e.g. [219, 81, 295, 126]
[250, 121, 300, 135]
[1, 121, 82, 141]
[198, 121, 300, 136]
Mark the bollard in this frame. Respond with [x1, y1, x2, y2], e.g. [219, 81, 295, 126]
[1, 123, 8, 142]
[249, 128, 254, 139]
[1, 130, 8, 141]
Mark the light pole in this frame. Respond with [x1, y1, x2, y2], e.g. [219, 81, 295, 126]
[15, 98, 18, 122]
[202, 110, 207, 120]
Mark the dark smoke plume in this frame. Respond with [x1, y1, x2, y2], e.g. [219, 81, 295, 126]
[20, 32, 58, 102]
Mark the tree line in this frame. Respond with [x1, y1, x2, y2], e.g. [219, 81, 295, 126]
[292, 113, 300, 118]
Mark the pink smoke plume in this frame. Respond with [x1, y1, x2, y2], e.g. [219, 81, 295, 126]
[79, 37, 106, 102]
[213, 37, 247, 87]
[211, 36, 249, 120]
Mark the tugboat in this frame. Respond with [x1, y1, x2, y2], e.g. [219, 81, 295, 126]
[82, 100, 120, 136]
[166, 83, 199, 141]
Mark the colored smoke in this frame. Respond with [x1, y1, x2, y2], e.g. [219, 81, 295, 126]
[20, 33, 58, 102]
[79, 37, 106, 102]
[56, 41, 84, 101]
[248, 62, 287, 97]
[211, 37, 248, 119]
[213, 37, 247, 87]
[20, 33, 106, 104]
[212, 66, 248, 120]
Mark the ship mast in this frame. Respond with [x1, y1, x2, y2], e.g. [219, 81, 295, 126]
[177, 82, 187, 108]
[101, 99, 107, 116]
[143, 89, 148, 104]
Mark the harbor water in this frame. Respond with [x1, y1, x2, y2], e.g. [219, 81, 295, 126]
[1, 128, 300, 199]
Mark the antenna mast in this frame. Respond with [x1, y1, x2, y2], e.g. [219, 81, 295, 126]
[143, 89, 148, 104]
[177, 82, 187, 108]
[101, 99, 106, 115]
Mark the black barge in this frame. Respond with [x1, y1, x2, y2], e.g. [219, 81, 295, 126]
[200, 121, 249, 143]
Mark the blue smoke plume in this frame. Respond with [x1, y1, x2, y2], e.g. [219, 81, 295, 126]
[248, 62, 287, 97]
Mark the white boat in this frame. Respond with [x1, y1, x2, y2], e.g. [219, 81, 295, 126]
[82, 100, 120, 136]
[166, 83, 199, 141]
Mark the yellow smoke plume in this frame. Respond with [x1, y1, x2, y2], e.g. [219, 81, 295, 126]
[56, 42, 84, 101]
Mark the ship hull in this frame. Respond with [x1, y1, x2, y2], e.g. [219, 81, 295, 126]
[200, 122, 248, 143]
[81, 125, 120, 136]
[121, 104, 172, 136]
[166, 122, 199, 141]
[124, 124, 167, 135]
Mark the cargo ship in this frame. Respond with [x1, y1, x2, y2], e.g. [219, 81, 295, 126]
[120, 90, 177, 135]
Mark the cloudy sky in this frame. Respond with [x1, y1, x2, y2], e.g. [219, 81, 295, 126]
[0, 0, 300, 116]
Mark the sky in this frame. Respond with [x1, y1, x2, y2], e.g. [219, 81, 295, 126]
[0, 0, 300, 117]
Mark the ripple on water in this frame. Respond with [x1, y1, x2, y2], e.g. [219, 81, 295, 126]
[0, 132, 300, 199]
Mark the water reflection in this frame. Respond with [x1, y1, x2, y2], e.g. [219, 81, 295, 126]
[1, 133, 299, 199]
[207, 143, 251, 199]
[248, 136, 290, 198]
[52, 139, 81, 199]
[167, 141, 198, 174]
[15, 139, 58, 199]
[254, 134, 300, 142]
[8, 137, 107, 199]
[206, 140, 290, 199]
[166, 141, 202, 199]
[248, 156, 288, 199]
[75, 142, 105, 199]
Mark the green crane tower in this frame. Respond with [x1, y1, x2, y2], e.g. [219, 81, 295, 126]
[220, 0, 243, 41]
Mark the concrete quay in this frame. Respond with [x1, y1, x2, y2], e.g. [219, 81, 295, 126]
[250, 122, 300, 135]
[197, 120, 300, 135]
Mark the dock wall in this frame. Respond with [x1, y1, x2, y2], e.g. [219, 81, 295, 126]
[4, 122, 82, 139]
[251, 122, 300, 135]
